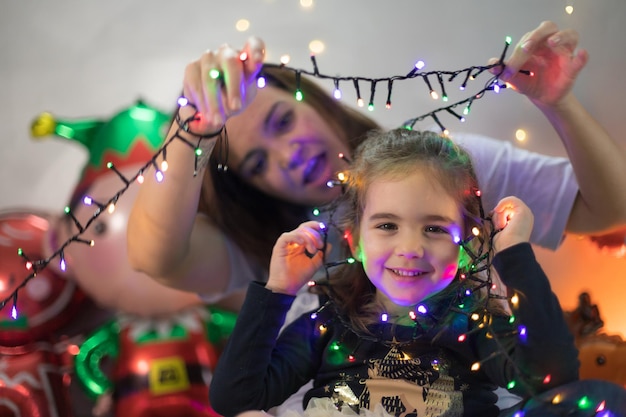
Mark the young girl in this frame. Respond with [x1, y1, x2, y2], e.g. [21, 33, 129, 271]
[208, 128, 626, 417]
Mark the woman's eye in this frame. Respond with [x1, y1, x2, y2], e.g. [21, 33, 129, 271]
[273, 110, 294, 132]
[249, 157, 267, 176]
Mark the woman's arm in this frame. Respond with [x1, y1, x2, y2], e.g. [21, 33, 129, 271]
[126, 123, 232, 296]
[126, 38, 266, 297]
[499, 21, 626, 235]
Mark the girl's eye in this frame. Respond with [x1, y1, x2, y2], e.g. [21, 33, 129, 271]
[376, 223, 398, 231]
[425, 225, 449, 234]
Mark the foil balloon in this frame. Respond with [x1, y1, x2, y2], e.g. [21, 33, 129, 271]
[33, 100, 203, 316]
[30, 101, 236, 416]
[0, 209, 86, 417]
[75, 305, 237, 417]
[0, 210, 86, 345]
[44, 163, 203, 317]
[589, 229, 626, 258]
[0, 344, 74, 417]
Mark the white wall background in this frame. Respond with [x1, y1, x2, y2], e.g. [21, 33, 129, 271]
[1, 1, 625, 334]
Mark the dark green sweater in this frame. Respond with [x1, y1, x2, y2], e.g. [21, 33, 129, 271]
[211, 243, 579, 417]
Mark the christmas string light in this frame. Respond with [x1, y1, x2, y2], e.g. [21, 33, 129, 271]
[367, 81, 376, 111]
[3, 36, 521, 321]
[385, 79, 393, 109]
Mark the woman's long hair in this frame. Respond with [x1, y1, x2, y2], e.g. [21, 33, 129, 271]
[199, 65, 380, 269]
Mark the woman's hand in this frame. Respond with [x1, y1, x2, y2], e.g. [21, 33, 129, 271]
[489, 21, 588, 108]
[179, 36, 266, 134]
[266, 221, 328, 296]
[491, 196, 534, 253]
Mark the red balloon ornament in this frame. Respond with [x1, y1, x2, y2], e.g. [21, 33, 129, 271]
[75, 305, 236, 417]
[0, 210, 87, 417]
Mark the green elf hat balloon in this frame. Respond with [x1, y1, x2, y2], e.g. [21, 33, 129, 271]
[30, 100, 172, 206]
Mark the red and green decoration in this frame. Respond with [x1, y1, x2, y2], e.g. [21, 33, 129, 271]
[31, 100, 172, 205]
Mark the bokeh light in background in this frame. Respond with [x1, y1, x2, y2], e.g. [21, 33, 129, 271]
[235, 19, 250, 32]
[308, 39, 325, 55]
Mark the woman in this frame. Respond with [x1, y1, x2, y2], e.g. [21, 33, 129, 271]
[127, 21, 626, 309]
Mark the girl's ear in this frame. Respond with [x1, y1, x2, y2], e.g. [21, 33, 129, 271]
[344, 228, 362, 262]
[350, 241, 364, 263]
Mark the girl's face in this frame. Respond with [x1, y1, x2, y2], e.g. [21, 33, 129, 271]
[225, 86, 350, 206]
[355, 168, 463, 310]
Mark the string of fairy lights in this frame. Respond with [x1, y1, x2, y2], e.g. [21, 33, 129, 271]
[2, 36, 519, 316]
[2, 34, 620, 415]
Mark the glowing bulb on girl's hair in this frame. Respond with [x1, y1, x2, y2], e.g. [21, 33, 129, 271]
[257, 76, 266, 88]
[518, 325, 527, 342]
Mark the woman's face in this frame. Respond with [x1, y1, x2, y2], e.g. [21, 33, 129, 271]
[355, 168, 463, 310]
[224, 86, 350, 206]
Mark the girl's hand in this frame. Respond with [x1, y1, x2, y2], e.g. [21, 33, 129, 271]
[491, 196, 534, 253]
[179, 36, 265, 134]
[267, 221, 328, 296]
[488, 21, 588, 108]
